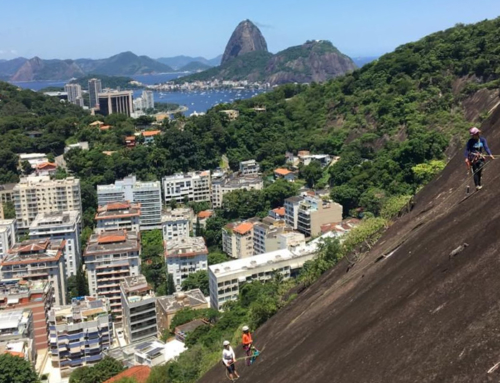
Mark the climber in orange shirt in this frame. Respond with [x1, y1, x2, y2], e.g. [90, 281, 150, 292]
[241, 326, 254, 366]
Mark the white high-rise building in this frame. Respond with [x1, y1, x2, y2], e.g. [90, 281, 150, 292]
[84, 230, 141, 321]
[13, 176, 82, 231]
[29, 211, 81, 277]
[97, 176, 162, 230]
[88, 78, 102, 109]
[161, 208, 193, 241]
[95, 202, 141, 234]
[64, 83, 84, 106]
[0, 219, 16, 260]
[165, 237, 208, 290]
[162, 171, 211, 204]
[142, 90, 154, 110]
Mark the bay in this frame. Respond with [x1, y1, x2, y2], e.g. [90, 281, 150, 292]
[10, 73, 266, 115]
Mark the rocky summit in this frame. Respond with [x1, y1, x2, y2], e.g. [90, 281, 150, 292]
[221, 19, 268, 65]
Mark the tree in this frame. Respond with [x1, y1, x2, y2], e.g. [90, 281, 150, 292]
[2, 202, 15, 219]
[181, 270, 209, 295]
[70, 356, 124, 383]
[0, 353, 40, 383]
[263, 179, 299, 208]
[21, 160, 32, 175]
[166, 273, 176, 295]
[208, 251, 230, 265]
[300, 160, 323, 188]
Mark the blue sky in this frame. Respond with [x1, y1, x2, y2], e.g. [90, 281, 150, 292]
[1, 0, 500, 60]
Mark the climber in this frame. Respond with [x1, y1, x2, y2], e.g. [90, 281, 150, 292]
[222, 340, 240, 380]
[242, 326, 256, 366]
[464, 127, 494, 190]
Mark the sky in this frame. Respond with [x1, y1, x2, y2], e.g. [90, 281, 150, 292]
[1, 0, 500, 60]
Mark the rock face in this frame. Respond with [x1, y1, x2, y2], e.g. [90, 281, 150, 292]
[11, 57, 84, 82]
[221, 20, 268, 65]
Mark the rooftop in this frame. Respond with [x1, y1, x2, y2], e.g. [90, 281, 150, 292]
[162, 171, 210, 181]
[197, 210, 214, 219]
[0, 183, 16, 192]
[30, 210, 80, 228]
[103, 366, 151, 383]
[275, 168, 292, 176]
[162, 208, 193, 222]
[165, 237, 207, 258]
[233, 222, 253, 235]
[96, 202, 141, 220]
[35, 162, 56, 170]
[0, 309, 31, 336]
[156, 289, 206, 313]
[142, 130, 161, 137]
[285, 196, 303, 203]
[84, 230, 140, 256]
[0, 279, 50, 302]
[120, 275, 155, 303]
[272, 207, 286, 216]
[3, 239, 65, 266]
[49, 297, 108, 325]
[17, 175, 78, 187]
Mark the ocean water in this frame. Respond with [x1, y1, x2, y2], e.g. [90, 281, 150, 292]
[10, 73, 267, 115]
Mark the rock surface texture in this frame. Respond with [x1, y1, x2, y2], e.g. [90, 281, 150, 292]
[221, 20, 268, 65]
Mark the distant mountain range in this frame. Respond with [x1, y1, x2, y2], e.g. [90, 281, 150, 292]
[351, 56, 379, 67]
[156, 55, 222, 70]
[176, 20, 356, 85]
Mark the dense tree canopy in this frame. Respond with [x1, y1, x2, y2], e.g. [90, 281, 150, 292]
[0, 354, 40, 383]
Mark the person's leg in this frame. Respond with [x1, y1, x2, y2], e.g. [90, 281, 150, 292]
[473, 163, 481, 187]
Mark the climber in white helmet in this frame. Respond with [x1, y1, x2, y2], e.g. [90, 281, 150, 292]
[222, 340, 240, 380]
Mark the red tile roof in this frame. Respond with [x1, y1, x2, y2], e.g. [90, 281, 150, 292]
[142, 130, 161, 137]
[36, 162, 56, 170]
[198, 210, 213, 219]
[233, 222, 253, 235]
[274, 168, 292, 176]
[97, 234, 126, 244]
[103, 366, 151, 383]
[272, 207, 285, 216]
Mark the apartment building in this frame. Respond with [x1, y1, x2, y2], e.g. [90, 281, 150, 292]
[0, 219, 16, 259]
[120, 275, 157, 344]
[13, 176, 82, 231]
[84, 230, 141, 321]
[211, 174, 263, 208]
[162, 171, 211, 204]
[253, 222, 301, 255]
[156, 289, 207, 337]
[48, 297, 112, 375]
[164, 237, 208, 290]
[297, 196, 343, 237]
[88, 78, 102, 109]
[222, 221, 256, 259]
[0, 183, 16, 205]
[0, 309, 35, 365]
[97, 176, 162, 230]
[1, 239, 67, 306]
[277, 231, 306, 251]
[208, 248, 317, 310]
[239, 160, 260, 175]
[161, 208, 193, 241]
[64, 83, 84, 107]
[284, 196, 303, 230]
[0, 279, 54, 351]
[95, 202, 141, 234]
[29, 211, 81, 277]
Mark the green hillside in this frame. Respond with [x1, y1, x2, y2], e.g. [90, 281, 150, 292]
[90, 51, 173, 75]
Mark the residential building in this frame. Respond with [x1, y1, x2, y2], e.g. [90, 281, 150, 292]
[88, 78, 102, 109]
[0, 279, 55, 351]
[120, 275, 157, 344]
[175, 319, 207, 342]
[142, 90, 154, 110]
[253, 222, 298, 255]
[65, 142, 89, 153]
[284, 196, 303, 230]
[0, 183, 16, 205]
[0, 309, 35, 365]
[208, 248, 317, 310]
[64, 83, 84, 106]
[0, 219, 16, 259]
[268, 207, 286, 221]
[13, 176, 82, 231]
[320, 218, 361, 237]
[19, 153, 48, 168]
[219, 109, 239, 120]
[156, 289, 207, 336]
[239, 160, 260, 175]
[297, 196, 343, 237]
[162, 171, 211, 204]
[298, 153, 335, 167]
[211, 174, 263, 208]
[98, 91, 134, 117]
[34, 162, 57, 177]
[274, 168, 297, 182]
[84, 231, 141, 321]
[164, 237, 208, 289]
[29, 211, 81, 277]
[222, 220, 257, 259]
[125, 136, 136, 148]
[97, 176, 162, 230]
[142, 130, 161, 145]
[161, 208, 193, 241]
[95, 202, 141, 234]
[1, 238, 67, 306]
[277, 231, 306, 251]
[196, 210, 214, 230]
[48, 297, 112, 375]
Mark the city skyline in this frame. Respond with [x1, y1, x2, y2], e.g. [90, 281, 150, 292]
[1, 0, 500, 60]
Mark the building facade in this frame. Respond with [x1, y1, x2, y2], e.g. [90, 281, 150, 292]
[211, 174, 263, 209]
[297, 196, 343, 237]
[0, 279, 55, 351]
[48, 297, 112, 375]
[222, 221, 255, 259]
[120, 275, 157, 344]
[162, 171, 211, 204]
[0, 219, 16, 260]
[88, 78, 102, 109]
[64, 83, 84, 106]
[284, 196, 303, 230]
[95, 202, 141, 234]
[164, 237, 208, 290]
[161, 208, 193, 241]
[1, 239, 67, 306]
[97, 176, 162, 230]
[208, 248, 317, 310]
[29, 211, 81, 277]
[142, 90, 154, 110]
[239, 160, 260, 175]
[13, 176, 82, 231]
[98, 91, 134, 117]
[83, 231, 141, 321]
[0, 309, 35, 365]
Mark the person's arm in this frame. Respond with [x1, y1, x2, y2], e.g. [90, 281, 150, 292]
[482, 137, 494, 158]
[465, 140, 471, 170]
